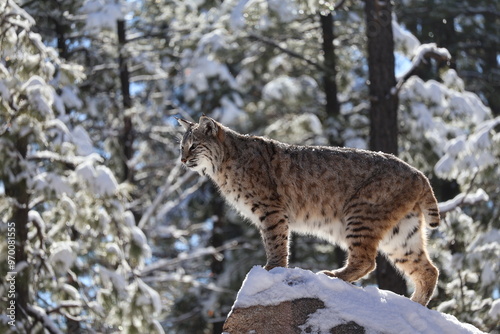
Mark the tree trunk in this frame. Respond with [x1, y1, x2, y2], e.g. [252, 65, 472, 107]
[54, 19, 68, 60]
[364, 0, 407, 296]
[117, 19, 134, 182]
[210, 195, 226, 334]
[483, 11, 500, 116]
[4, 136, 30, 323]
[320, 12, 340, 118]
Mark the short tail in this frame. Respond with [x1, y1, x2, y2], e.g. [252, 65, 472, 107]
[420, 181, 440, 229]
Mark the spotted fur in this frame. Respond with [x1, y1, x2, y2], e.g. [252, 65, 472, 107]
[178, 116, 440, 306]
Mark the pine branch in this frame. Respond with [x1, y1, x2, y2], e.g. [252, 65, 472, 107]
[140, 239, 242, 276]
[25, 305, 64, 334]
[246, 32, 333, 75]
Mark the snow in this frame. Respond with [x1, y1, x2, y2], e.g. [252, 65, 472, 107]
[60, 86, 83, 110]
[80, 0, 126, 31]
[184, 55, 237, 100]
[392, 20, 420, 55]
[106, 242, 123, 258]
[438, 189, 489, 213]
[489, 299, 500, 319]
[123, 210, 136, 227]
[0, 80, 10, 100]
[28, 210, 46, 235]
[130, 225, 152, 258]
[413, 43, 451, 63]
[75, 161, 118, 196]
[49, 242, 77, 273]
[448, 91, 490, 123]
[98, 266, 127, 294]
[480, 265, 496, 288]
[468, 228, 500, 249]
[45, 119, 70, 135]
[198, 29, 230, 53]
[443, 136, 466, 157]
[136, 279, 162, 315]
[433, 117, 500, 179]
[21, 76, 55, 117]
[212, 95, 246, 125]
[262, 75, 301, 101]
[233, 267, 484, 334]
[99, 208, 111, 232]
[71, 125, 94, 156]
[5, 0, 36, 28]
[267, 0, 297, 23]
[398, 44, 451, 83]
[442, 69, 465, 91]
[94, 166, 118, 195]
[62, 284, 81, 300]
[229, 0, 250, 30]
[264, 113, 324, 145]
[33, 172, 74, 195]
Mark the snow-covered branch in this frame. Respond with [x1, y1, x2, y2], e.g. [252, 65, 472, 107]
[27, 151, 103, 168]
[25, 305, 64, 334]
[395, 43, 451, 92]
[247, 32, 332, 74]
[46, 301, 83, 314]
[438, 188, 489, 214]
[140, 239, 241, 276]
[138, 167, 199, 229]
[130, 73, 170, 83]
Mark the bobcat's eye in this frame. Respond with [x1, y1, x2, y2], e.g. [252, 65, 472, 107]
[189, 143, 198, 151]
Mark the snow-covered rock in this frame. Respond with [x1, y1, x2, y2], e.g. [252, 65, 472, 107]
[223, 267, 485, 334]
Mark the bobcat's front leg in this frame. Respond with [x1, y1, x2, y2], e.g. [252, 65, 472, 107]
[258, 212, 290, 270]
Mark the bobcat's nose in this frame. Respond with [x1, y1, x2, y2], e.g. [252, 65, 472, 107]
[181, 158, 187, 164]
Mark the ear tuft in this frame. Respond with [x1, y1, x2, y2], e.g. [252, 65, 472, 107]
[176, 117, 195, 131]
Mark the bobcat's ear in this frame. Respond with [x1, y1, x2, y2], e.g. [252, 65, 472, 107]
[199, 115, 217, 136]
[176, 117, 195, 131]
[199, 116, 225, 142]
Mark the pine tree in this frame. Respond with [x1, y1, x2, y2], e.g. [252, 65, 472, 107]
[394, 15, 500, 330]
[0, 1, 163, 332]
[8, 1, 498, 332]
[395, 0, 500, 116]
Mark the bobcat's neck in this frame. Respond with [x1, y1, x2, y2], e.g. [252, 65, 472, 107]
[210, 129, 272, 186]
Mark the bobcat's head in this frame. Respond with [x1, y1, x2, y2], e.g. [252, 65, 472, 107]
[177, 116, 226, 176]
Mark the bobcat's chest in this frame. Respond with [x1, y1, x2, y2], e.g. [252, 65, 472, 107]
[217, 180, 257, 222]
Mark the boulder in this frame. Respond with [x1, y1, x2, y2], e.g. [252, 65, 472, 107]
[222, 267, 484, 334]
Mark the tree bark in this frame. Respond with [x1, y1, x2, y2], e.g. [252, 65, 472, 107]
[320, 12, 340, 117]
[483, 11, 500, 116]
[364, 0, 407, 296]
[4, 136, 30, 323]
[211, 195, 226, 334]
[54, 19, 68, 60]
[117, 19, 134, 183]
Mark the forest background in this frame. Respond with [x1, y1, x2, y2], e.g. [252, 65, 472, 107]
[0, 0, 499, 333]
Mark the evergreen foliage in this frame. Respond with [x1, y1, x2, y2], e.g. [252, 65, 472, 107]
[0, 0, 498, 332]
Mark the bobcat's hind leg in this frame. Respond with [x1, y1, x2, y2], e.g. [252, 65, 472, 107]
[381, 212, 438, 306]
[392, 250, 438, 306]
[320, 238, 378, 282]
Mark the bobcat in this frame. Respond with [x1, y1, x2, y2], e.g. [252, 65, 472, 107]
[177, 115, 439, 306]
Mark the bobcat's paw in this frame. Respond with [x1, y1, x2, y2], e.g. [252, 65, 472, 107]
[318, 270, 338, 277]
